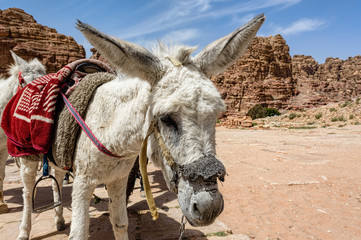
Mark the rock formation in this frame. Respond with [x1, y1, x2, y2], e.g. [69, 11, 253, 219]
[211, 34, 297, 117]
[89, 31, 361, 122]
[89, 48, 114, 70]
[0, 8, 85, 77]
[211, 35, 361, 119]
[292, 55, 361, 109]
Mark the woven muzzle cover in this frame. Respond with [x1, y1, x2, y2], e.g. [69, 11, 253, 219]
[181, 154, 226, 182]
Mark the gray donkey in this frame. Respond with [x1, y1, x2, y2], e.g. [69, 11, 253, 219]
[17, 14, 265, 239]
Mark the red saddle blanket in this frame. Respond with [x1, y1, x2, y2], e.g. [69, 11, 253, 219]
[1, 59, 114, 157]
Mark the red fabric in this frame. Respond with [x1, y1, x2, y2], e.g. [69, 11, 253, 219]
[1, 59, 115, 157]
[1, 66, 72, 156]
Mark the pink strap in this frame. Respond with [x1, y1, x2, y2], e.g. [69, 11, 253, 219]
[61, 92, 124, 158]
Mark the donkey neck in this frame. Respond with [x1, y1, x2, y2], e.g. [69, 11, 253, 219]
[0, 75, 19, 115]
[82, 76, 153, 156]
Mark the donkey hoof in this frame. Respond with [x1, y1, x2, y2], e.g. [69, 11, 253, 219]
[56, 221, 66, 231]
[0, 203, 9, 214]
[17, 237, 29, 240]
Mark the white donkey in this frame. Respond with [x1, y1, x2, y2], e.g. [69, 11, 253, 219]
[17, 14, 265, 240]
[0, 51, 46, 214]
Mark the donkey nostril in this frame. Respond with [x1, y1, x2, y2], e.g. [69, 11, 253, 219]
[192, 203, 201, 219]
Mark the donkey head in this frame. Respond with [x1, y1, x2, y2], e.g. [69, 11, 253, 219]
[8, 51, 46, 94]
[77, 14, 265, 226]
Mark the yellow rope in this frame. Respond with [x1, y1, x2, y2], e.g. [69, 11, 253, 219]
[166, 56, 182, 67]
[153, 123, 175, 168]
[138, 121, 178, 219]
[139, 122, 159, 220]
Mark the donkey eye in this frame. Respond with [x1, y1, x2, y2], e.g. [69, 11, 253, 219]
[160, 115, 178, 130]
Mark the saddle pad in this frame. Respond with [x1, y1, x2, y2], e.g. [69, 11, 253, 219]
[1, 66, 72, 156]
[1, 59, 115, 157]
[52, 72, 116, 169]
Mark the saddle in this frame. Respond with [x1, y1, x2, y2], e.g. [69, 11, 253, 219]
[1, 59, 115, 159]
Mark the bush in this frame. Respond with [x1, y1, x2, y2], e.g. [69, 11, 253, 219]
[265, 108, 281, 117]
[331, 117, 338, 122]
[247, 104, 266, 120]
[289, 113, 297, 120]
[349, 114, 355, 120]
[338, 116, 346, 121]
[247, 105, 281, 120]
[315, 113, 322, 119]
[329, 108, 337, 112]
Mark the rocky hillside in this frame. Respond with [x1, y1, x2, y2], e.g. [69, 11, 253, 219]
[262, 98, 361, 129]
[212, 35, 361, 118]
[220, 98, 361, 129]
[211, 35, 297, 118]
[0, 8, 85, 76]
[291, 55, 361, 109]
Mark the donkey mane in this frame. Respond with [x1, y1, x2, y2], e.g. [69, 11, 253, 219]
[152, 42, 197, 66]
[8, 58, 46, 77]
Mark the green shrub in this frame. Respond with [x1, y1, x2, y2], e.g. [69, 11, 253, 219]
[307, 122, 315, 125]
[247, 105, 281, 120]
[289, 126, 317, 129]
[315, 113, 322, 119]
[329, 108, 337, 112]
[265, 108, 281, 117]
[349, 114, 355, 120]
[338, 116, 346, 121]
[289, 113, 297, 120]
[331, 117, 338, 122]
[247, 104, 266, 120]
[356, 98, 360, 104]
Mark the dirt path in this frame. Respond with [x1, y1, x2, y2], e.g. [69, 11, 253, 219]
[1, 126, 361, 239]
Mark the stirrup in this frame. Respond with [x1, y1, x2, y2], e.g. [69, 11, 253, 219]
[32, 154, 62, 213]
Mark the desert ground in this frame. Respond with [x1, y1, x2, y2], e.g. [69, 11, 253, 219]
[1, 125, 361, 239]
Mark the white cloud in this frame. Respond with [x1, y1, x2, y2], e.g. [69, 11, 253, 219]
[161, 28, 200, 43]
[118, 0, 302, 40]
[275, 18, 327, 36]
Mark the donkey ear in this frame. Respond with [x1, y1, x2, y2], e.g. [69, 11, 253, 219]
[194, 14, 265, 77]
[76, 20, 164, 84]
[10, 50, 29, 69]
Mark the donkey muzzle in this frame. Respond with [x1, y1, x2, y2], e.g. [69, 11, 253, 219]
[180, 154, 226, 182]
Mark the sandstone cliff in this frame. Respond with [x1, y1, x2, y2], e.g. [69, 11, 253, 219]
[212, 35, 361, 118]
[0, 8, 85, 76]
[211, 34, 297, 117]
[291, 55, 361, 109]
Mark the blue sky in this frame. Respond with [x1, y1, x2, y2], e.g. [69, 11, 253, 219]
[2, 0, 360, 63]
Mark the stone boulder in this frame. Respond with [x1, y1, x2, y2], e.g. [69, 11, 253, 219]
[0, 8, 85, 77]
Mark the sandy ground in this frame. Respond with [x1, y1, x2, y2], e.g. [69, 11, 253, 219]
[1, 125, 361, 239]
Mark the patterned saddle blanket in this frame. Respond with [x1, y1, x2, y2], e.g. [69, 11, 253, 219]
[1, 59, 114, 157]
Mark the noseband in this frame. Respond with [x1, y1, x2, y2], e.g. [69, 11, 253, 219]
[139, 120, 226, 220]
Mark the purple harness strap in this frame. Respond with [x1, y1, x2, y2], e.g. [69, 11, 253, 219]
[60, 92, 124, 158]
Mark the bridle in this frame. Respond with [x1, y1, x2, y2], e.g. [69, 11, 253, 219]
[139, 56, 226, 221]
[17, 71, 26, 92]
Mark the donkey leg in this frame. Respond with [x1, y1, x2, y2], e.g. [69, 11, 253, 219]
[0, 155, 9, 214]
[52, 168, 66, 231]
[18, 158, 38, 240]
[107, 178, 129, 240]
[69, 176, 95, 240]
